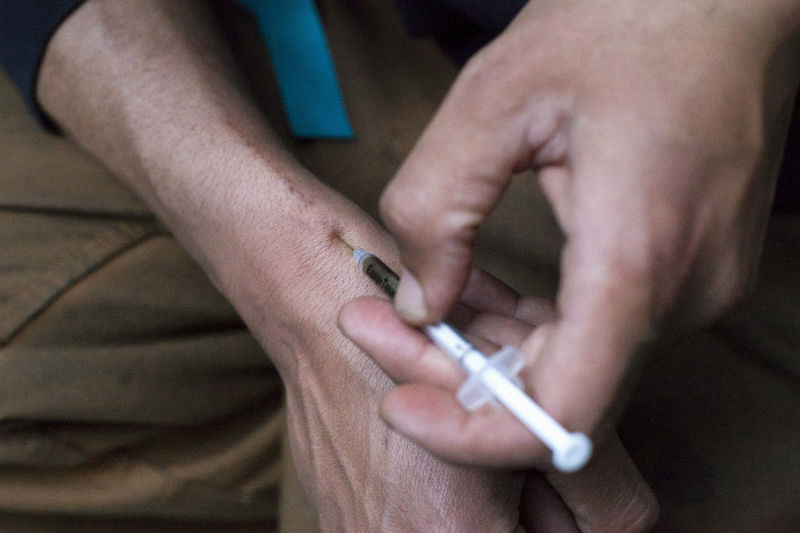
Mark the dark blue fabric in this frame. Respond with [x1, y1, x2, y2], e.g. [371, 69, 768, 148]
[1, 0, 797, 209]
[0, 0, 87, 125]
[393, 0, 525, 64]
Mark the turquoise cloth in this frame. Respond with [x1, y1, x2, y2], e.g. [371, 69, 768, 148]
[239, 0, 354, 139]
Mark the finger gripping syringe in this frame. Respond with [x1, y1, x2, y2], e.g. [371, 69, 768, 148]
[353, 249, 592, 473]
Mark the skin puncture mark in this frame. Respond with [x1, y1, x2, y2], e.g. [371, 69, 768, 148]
[333, 232, 355, 254]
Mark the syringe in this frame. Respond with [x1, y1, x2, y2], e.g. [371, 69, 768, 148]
[353, 249, 592, 473]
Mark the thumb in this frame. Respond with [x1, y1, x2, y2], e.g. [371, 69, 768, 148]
[379, 50, 568, 324]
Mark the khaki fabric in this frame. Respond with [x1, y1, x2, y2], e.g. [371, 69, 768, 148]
[0, 73, 284, 531]
[0, 0, 456, 529]
[2, 0, 800, 531]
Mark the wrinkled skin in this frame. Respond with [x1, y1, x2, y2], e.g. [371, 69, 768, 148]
[36, 0, 659, 530]
[344, 0, 799, 529]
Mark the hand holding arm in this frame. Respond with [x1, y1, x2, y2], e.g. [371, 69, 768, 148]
[36, 1, 525, 529]
[372, 0, 800, 460]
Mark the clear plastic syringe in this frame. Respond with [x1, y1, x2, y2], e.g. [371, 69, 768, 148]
[353, 249, 592, 473]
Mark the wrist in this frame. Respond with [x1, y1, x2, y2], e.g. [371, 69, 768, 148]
[178, 150, 394, 364]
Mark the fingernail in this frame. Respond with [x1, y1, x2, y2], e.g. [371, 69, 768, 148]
[395, 270, 429, 324]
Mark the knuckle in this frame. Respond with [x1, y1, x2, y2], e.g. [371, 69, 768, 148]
[455, 42, 509, 102]
[378, 184, 419, 238]
[616, 490, 660, 533]
[587, 479, 659, 533]
[458, 53, 493, 96]
[627, 490, 660, 533]
[380, 185, 479, 251]
[708, 249, 760, 317]
[725, 273, 753, 306]
[440, 209, 482, 245]
[713, 268, 753, 316]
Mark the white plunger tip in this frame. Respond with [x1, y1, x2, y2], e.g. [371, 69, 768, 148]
[552, 433, 593, 473]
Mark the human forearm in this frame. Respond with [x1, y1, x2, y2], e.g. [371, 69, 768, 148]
[38, 0, 315, 279]
[36, 0, 391, 367]
[34, 2, 529, 530]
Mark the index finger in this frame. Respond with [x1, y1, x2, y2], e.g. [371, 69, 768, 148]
[379, 45, 569, 325]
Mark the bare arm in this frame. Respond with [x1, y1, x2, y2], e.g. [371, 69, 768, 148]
[37, 2, 666, 530]
[37, 1, 522, 530]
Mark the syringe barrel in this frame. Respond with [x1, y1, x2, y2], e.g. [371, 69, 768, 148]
[354, 250, 398, 297]
[353, 251, 484, 371]
[350, 248, 592, 471]
[423, 323, 485, 371]
[481, 366, 570, 449]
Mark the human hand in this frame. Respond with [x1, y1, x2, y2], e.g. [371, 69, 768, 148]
[376, 0, 800, 466]
[34, 1, 523, 529]
[340, 269, 659, 532]
[206, 178, 535, 531]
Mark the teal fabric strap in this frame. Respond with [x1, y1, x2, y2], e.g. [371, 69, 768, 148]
[239, 0, 354, 139]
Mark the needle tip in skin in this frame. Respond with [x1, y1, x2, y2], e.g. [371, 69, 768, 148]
[335, 234, 355, 252]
